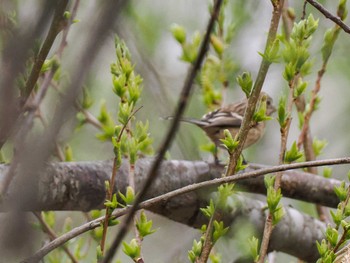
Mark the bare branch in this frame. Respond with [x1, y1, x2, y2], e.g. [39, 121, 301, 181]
[306, 0, 350, 33]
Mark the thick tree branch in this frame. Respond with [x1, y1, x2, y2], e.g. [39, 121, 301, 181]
[2, 157, 347, 262]
[0, 158, 348, 212]
[21, 194, 325, 263]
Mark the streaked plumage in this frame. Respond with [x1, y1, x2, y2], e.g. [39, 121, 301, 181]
[180, 92, 276, 149]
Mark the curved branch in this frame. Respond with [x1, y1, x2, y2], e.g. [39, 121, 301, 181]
[21, 194, 325, 263]
[0, 158, 348, 211]
[306, 0, 350, 34]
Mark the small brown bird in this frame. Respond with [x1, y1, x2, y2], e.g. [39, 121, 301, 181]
[178, 92, 276, 150]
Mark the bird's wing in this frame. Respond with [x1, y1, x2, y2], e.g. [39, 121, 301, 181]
[204, 111, 243, 128]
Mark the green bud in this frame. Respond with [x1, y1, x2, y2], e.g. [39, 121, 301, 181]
[283, 62, 296, 82]
[171, 23, 186, 44]
[200, 199, 215, 218]
[219, 129, 239, 154]
[212, 220, 229, 243]
[236, 72, 253, 98]
[112, 74, 127, 98]
[210, 35, 225, 56]
[136, 210, 157, 238]
[323, 167, 332, 178]
[64, 144, 73, 162]
[316, 239, 328, 257]
[284, 141, 303, 163]
[248, 236, 259, 262]
[312, 137, 327, 157]
[334, 181, 347, 202]
[272, 205, 285, 225]
[118, 102, 133, 125]
[338, 0, 348, 20]
[119, 186, 135, 205]
[294, 79, 307, 97]
[330, 207, 342, 227]
[122, 239, 141, 260]
[325, 226, 338, 247]
[277, 95, 288, 128]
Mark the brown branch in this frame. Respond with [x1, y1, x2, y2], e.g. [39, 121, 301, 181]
[16, 156, 350, 263]
[100, 106, 143, 253]
[0, 2, 58, 150]
[33, 212, 78, 263]
[226, 0, 284, 176]
[21, 0, 68, 100]
[22, 193, 327, 263]
[1, 158, 348, 211]
[306, 0, 350, 34]
[101, 0, 225, 262]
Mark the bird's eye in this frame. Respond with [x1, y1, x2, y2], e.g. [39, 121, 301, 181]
[267, 100, 271, 106]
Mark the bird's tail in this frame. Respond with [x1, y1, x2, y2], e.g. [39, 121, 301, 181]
[162, 116, 207, 127]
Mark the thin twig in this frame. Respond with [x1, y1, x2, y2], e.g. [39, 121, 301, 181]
[0, 2, 58, 150]
[22, 0, 68, 100]
[33, 212, 78, 263]
[0, 0, 76, 197]
[225, 0, 284, 176]
[302, 0, 308, 20]
[23, 156, 350, 263]
[100, 105, 143, 254]
[258, 73, 294, 263]
[306, 0, 350, 34]
[101, 0, 224, 262]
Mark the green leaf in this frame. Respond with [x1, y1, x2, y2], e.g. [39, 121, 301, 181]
[277, 95, 288, 128]
[112, 74, 127, 98]
[266, 187, 282, 212]
[136, 210, 157, 238]
[272, 205, 285, 225]
[248, 236, 259, 262]
[236, 72, 253, 98]
[210, 35, 225, 56]
[181, 31, 201, 63]
[264, 174, 275, 189]
[253, 95, 273, 122]
[220, 129, 239, 154]
[170, 23, 186, 44]
[323, 167, 332, 178]
[118, 102, 133, 125]
[212, 220, 229, 243]
[294, 78, 308, 98]
[122, 239, 141, 260]
[216, 183, 235, 210]
[235, 155, 247, 172]
[119, 186, 135, 205]
[64, 144, 73, 162]
[284, 142, 303, 163]
[81, 88, 93, 109]
[338, 0, 348, 20]
[330, 207, 343, 227]
[316, 239, 328, 257]
[334, 181, 347, 202]
[200, 199, 215, 218]
[283, 62, 296, 82]
[312, 137, 327, 157]
[188, 240, 202, 263]
[325, 226, 338, 247]
[96, 245, 103, 261]
[97, 102, 114, 127]
[104, 193, 118, 210]
[260, 38, 280, 63]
